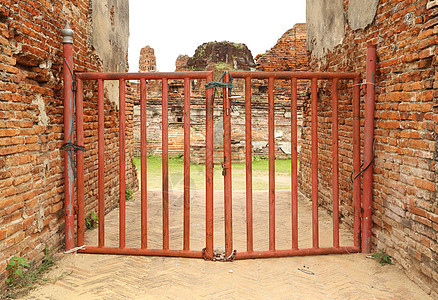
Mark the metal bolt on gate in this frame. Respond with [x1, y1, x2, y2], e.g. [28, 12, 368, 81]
[63, 24, 376, 259]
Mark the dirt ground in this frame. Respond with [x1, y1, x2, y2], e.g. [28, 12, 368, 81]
[22, 180, 431, 299]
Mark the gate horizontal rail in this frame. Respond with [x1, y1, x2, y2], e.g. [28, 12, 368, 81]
[76, 71, 213, 80]
[230, 71, 359, 80]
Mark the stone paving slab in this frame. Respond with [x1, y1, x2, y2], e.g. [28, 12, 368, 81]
[24, 188, 431, 299]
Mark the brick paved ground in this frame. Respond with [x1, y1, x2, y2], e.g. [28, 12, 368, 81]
[24, 181, 431, 299]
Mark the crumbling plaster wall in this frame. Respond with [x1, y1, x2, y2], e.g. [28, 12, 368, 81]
[347, 0, 379, 30]
[306, 0, 345, 59]
[91, 0, 129, 73]
[304, 0, 438, 296]
[91, 0, 129, 108]
[307, 0, 379, 58]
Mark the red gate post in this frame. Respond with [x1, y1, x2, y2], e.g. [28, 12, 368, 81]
[352, 78, 361, 249]
[140, 78, 147, 249]
[76, 79, 85, 248]
[362, 45, 377, 253]
[162, 79, 170, 250]
[332, 78, 339, 248]
[119, 79, 126, 248]
[62, 23, 75, 251]
[245, 76, 253, 253]
[183, 78, 191, 251]
[291, 78, 298, 250]
[311, 78, 319, 249]
[97, 79, 105, 247]
[268, 77, 275, 251]
[223, 72, 233, 257]
[205, 72, 214, 259]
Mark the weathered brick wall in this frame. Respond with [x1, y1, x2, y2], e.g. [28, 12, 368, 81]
[175, 55, 189, 71]
[132, 25, 309, 163]
[302, 0, 438, 296]
[256, 23, 308, 72]
[132, 78, 306, 163]
[0, 0, 137, 286]
[255, 23, 309, 95]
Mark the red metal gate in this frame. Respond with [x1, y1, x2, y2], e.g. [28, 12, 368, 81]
[74, 72, 214, 259]
[63, 28, 376, 259]
[227, 71, 362, 259]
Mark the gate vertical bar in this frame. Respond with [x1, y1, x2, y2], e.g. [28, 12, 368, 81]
[268, 77, 275, 251]
[362, 45, 376, 253]
[62, 23, 74, 251]
[183, 78, 191, 251]
[332, 78, 339, 248]
[119, 79, 126, 248]
[245, 76, 253, 252]
[223, 72, 233, 257]
[98, 78, 105, 247]
[311, 78, 319, 249]
[140, 78, 147, 249]
[76, 78, 85, 248]
[353, 78, 361, 249]
[205, 72, 214, 259]
[162, 79, 169, 250]
[291, 78, 298, 250]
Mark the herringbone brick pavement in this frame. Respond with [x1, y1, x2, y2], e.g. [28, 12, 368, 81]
[24, 186, 431, 299]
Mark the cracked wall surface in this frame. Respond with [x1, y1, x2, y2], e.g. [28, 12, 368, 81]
[347, 0, 379, 30]
[306, 0, 345, 59]
[91, 0, 129, 109]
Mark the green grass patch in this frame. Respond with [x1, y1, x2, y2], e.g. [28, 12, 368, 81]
[3, 246, 72, 299]
[133, 156, 298, 191]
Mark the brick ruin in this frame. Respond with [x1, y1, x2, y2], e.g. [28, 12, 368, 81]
[175, 54, 189, 71]
[133, 23, 309, 163]
[139, 45, 157, 72]
[255, 23, 307, 72]
[0, 0, 138, 285]
[302, 0, 438, 295]
[184, 41, 256, 71]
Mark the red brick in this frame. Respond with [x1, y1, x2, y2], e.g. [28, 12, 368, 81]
[0, 228, 6, 241]
[0, 129, 16, 137]
[427, 212, 438, 224]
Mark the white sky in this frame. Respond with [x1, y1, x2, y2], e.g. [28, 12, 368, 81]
[128, 0, 306, 72]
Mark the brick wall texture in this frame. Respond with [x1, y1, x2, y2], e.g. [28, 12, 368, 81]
[132, 79, 304, 163]
[0, 0, 138, 286]
[132, 25, 309, 163]
[256, 23, 307, 72]
[301, 0, 438, 296]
